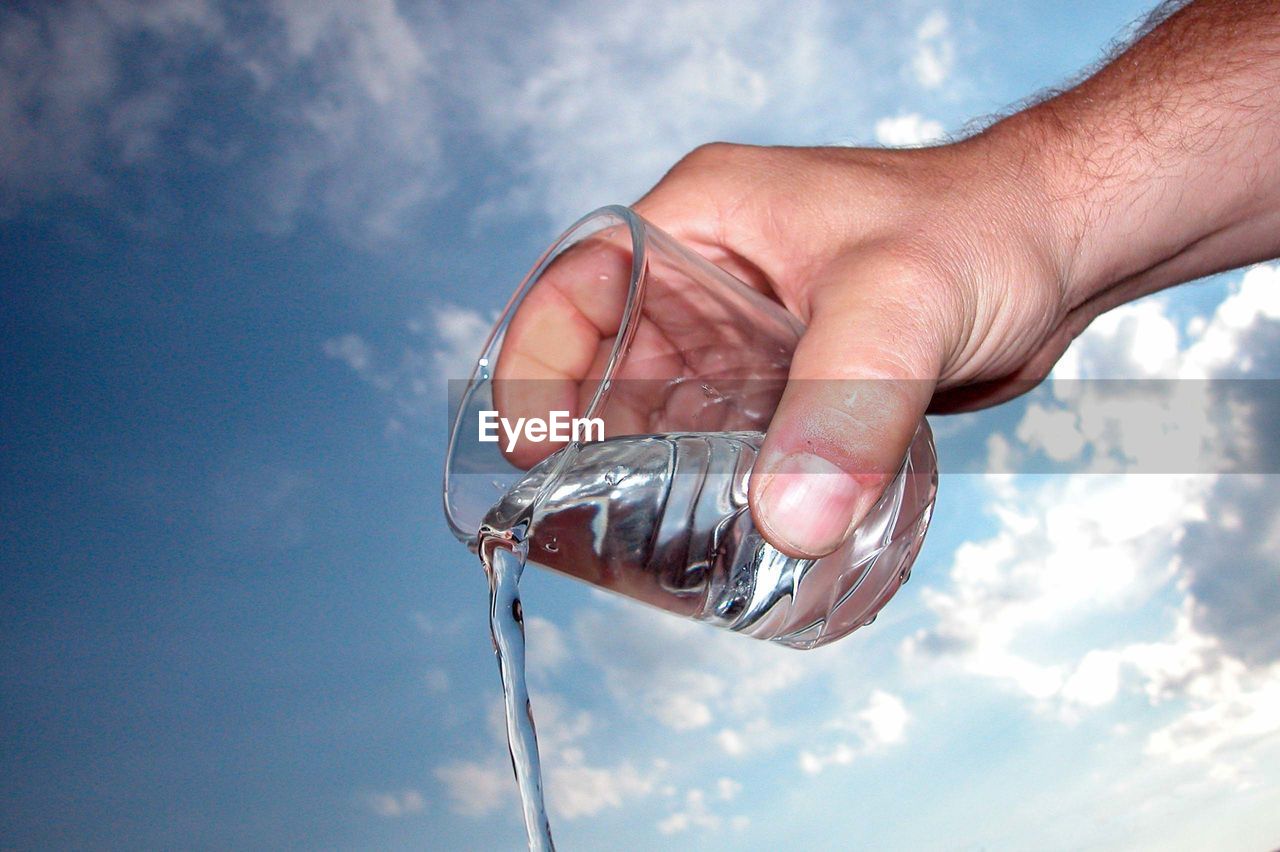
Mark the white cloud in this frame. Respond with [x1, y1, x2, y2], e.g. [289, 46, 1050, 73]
[483, 689, 594, 757]
[657, 786, 748, 835]
[443, 689, 659, 823]
[573, 599, 830, 733]
[423, 667, 450, 694]
[911, 10, 953, 88]
[714, 718, 783, 757]
[906, 467, 1280, 775]
[546, 749, 659, 819]
[5, 1, 977, 237]
[652, 684, 717, 731]
[0, 0, 222, 214]
[798, 744, 853, 775]
[716, 728, 746, 756]
[366, 788, 425, 818]
[1055, 264, 1280, 384]
[245, 0, 449, 243]
[1052, 297, 1182, 384]
[852, 690, 910, 748]
[909, 263, 1280, 778]
[1014, 403, 1086, 462]
[874, 113, 946, 147]
[0, 0, 446, 242]
[551, 587, 916, 798]
[457, 1, 933, 225]
[798, 689, 910, 774]
[525, 616, 569, 677]
[325, 302, 493, 433]
[462, 0, 794, 223]
[434, 762, 510, 817]
[715, 777, 742, 801]
[431, 304, 492, 383]
[1007, 264, 1280, 475]
[538, 702, 665, 822]
[1058, 649, 1123, 709]
[904, 472, 1201, 671]
[1143, 657, 1280, 772]
[323, 333, 375, 376]
[1181, 263, 1280, 379]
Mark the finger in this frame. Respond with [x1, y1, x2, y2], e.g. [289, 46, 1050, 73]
[493, 232, 632, 467]
[749, 259, 942, 558]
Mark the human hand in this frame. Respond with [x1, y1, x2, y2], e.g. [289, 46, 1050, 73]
[491, 134, 1079, 558]
[626, 138, 1077, 558]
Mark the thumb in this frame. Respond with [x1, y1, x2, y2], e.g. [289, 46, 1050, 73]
[749, 263, 942, 558]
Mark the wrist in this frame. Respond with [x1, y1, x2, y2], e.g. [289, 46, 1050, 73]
[979, 43, 1280, 313]
[963, 108, 1104, 311]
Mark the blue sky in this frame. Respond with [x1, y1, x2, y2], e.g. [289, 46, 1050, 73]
[3, 1, 1279, 849]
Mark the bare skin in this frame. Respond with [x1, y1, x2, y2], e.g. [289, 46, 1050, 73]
[501, 0, 1280, 559]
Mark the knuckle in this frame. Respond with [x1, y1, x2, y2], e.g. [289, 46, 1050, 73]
[675, 141, 751, 173]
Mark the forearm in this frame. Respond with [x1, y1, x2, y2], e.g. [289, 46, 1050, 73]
[986, 0, 1280, 313]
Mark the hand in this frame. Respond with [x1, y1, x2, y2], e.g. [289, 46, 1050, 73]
[630, 139, 1077, 557]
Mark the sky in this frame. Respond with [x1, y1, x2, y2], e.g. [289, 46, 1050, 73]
[2, 1, 1279, 850]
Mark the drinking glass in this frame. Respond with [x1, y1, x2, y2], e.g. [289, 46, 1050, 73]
[444, 205, 936, 648]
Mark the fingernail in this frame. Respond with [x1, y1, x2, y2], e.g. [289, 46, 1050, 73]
[756, 453, 861, 557]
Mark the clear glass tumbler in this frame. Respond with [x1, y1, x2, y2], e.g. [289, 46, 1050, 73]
[444, 205, 936, 648]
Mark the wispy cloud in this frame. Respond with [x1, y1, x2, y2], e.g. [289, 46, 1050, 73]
[0, 0, 222, 216]
[4, 1, 974, 239]
[525, 615, 569, 678]
[435, 687, 663, 822]
[208, 463, 310, 547]
[366, 788, 425, 817]
[242, 0, 449, 243]
[429, 304, 492, 384]
[906, 263, 1280, 780]
[324, 302, 492, 435]
[323, 333, 376, 378]
[572, 600, 829, 734]
[798, 689, 910, 774]
[1, 0, 447, 243]
[874, 112, 946, 146]
[455, 0, 952, 225]
[433, 761, 510, 817]
[911, 10, 954, 88]
[656, 785, 749, 835]
[546, 748, 660, 820]
[423, 666, 450, 694]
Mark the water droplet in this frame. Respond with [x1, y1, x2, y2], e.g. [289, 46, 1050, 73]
[863, 613, 878, 627]
[604, 465, 626, 487]
[542, 536, 559, 553]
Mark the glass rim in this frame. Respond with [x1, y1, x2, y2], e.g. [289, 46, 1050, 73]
[442, 204, 647, 540]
